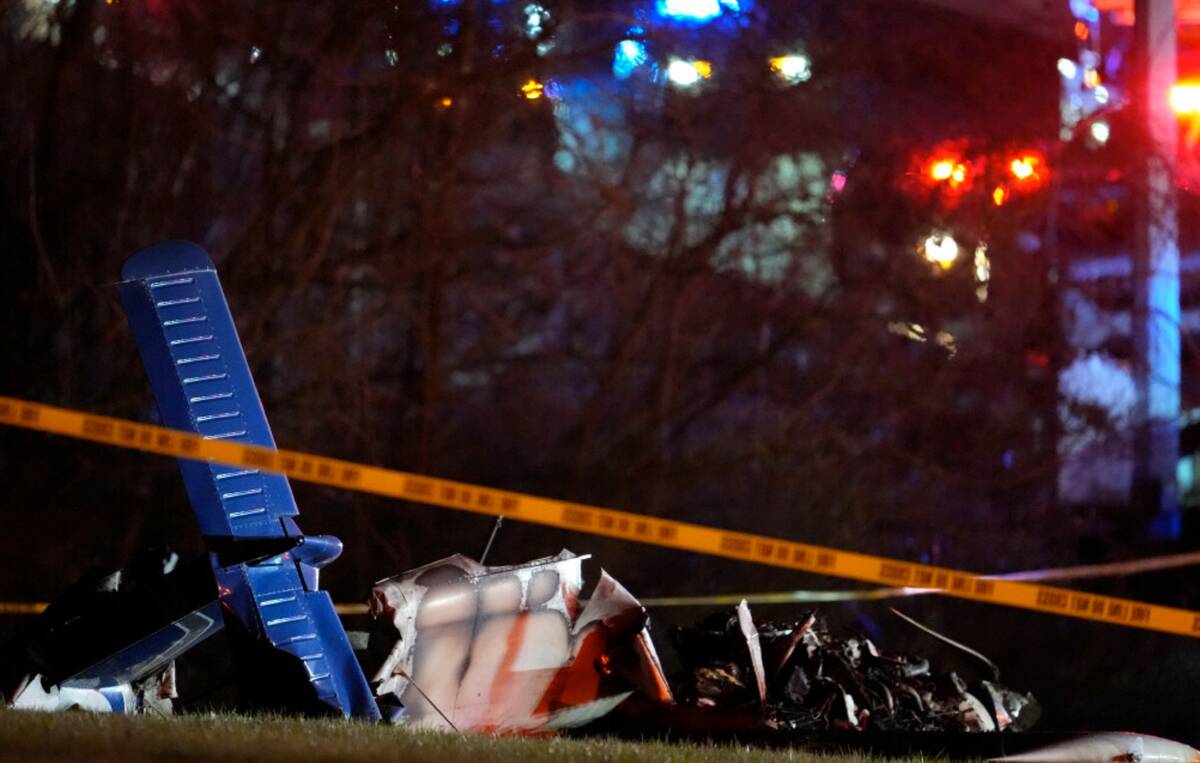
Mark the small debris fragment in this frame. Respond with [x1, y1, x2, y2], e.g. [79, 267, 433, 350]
[990, 732, 1200, 763]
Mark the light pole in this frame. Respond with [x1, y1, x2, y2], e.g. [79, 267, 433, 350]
[1132, 0, 1182, 540]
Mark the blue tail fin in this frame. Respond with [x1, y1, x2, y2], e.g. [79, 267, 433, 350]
[119, 241, 379, 720]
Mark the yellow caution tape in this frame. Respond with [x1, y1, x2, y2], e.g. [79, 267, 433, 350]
[640, 588, 917, 607]
[0, 602, 48, 615]
[0, 602, 405, 617]
[640, 552, 1200, 607]
[3, 395, 1199, 639]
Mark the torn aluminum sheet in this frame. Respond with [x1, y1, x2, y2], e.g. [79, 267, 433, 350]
[736, 600, 767, 705]
[990, 732, 1200, 763]
[367, 550, 672, 733]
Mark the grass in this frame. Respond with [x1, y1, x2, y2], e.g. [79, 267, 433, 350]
[0, 710, 974, 763]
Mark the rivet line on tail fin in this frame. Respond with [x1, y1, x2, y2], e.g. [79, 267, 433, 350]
[196, 411, 240, 423]
[204, 429, 247, 440]
[170, 335, 214, 346]
[258, 596, 298, 607]
[188, 392, 234, 403]
[148, 277, 195, 288]
[220, 488, 264, 500]
[228, 507, 268, 519]
[182, 373, 228, 385]
[176, 354, 221, 366]
[215, 469, 259, 480]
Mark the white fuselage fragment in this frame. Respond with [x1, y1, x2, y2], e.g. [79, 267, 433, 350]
[368, 550, 671, 733]
[992, 732, 1200, 763]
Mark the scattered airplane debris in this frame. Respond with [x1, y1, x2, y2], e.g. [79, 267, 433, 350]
[3, 240, 1196, 757]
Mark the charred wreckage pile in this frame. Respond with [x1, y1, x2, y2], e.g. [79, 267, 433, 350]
[668, 604, 1038, 734]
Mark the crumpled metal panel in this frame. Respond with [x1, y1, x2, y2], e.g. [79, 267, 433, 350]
[368, 551, 671, 733]
[119, 241, 379, 721]
[12, 675, 137, 714]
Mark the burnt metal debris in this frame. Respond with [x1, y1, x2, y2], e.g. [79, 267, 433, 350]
[0, 243, 1041, 732]
[667, 603, 1040, 734]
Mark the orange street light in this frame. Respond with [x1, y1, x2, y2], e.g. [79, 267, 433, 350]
[521, 79, 545, 100]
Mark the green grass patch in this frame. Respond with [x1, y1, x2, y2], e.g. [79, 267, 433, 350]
[0, 709, 976, 763]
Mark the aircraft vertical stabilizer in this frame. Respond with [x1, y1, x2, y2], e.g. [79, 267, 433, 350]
[119, 241, 379, 720]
